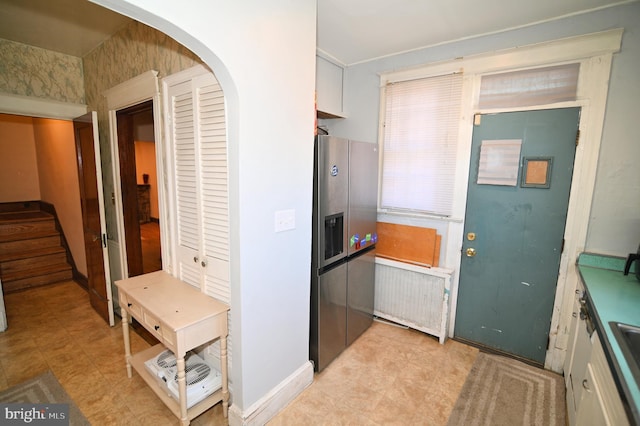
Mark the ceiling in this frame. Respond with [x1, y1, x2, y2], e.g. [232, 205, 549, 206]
[0, 0, 633, 64]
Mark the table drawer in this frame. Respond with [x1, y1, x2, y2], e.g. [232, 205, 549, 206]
[142, 310, 164, 341]
[120, 292, 143, 319]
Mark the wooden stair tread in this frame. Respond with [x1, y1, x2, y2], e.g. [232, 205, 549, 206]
[0, 204, 76, 293]
[1, 262, 72, 281]
[0, 229, 59, 243]
[0, 211, 53, 223]
[2, 270, 74, 293]
[0, 245, 66, 262]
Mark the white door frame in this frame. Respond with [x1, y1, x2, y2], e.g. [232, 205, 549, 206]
[379, 29, 623, 371]
[104, 70, 170, 283]
[86, 110, 116, 326]
[0, 94, 116, 325]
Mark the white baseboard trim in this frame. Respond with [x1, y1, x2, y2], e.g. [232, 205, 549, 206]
[228, 361, 314, 426]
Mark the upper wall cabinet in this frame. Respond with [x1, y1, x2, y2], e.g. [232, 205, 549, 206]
[316, 55, 345, 118]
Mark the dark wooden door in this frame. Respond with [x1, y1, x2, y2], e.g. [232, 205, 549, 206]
[116, 101, 154, 277]
[74, 112, 112, 324]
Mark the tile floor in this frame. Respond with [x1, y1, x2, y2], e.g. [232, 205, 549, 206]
[0, 280, 478, 425]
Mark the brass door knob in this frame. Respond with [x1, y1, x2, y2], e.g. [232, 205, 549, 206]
[466, 247, 477, 257]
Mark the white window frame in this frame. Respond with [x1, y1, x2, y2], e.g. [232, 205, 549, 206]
[378, 29, 623, 372]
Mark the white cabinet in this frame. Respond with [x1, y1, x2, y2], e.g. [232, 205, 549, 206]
[565, 285, 593, 425]
[584, 336, 629, 426]
[316, 55, 345, 118]
[564, 286, 629, 426]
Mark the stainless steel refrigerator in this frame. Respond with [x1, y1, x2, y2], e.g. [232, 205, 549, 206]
[310, 135, 378, 372]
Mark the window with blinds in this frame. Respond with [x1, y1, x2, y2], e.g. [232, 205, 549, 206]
[381, 73, 463, 216]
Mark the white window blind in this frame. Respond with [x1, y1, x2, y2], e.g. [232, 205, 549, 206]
[479, 63, 579, 109]
[381, 73, 463, 216]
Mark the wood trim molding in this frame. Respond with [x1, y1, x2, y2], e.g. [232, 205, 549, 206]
[104, 70, 159, 110]
[105, 70, 161, 281]
[380, 28, 623, 84]
[0, 92, 87, 120]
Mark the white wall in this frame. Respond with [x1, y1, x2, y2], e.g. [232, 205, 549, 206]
[93, 0, 317, 415]
[328, 1, 640, 258]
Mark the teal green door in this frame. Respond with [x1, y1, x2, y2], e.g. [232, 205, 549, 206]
[455, 108, 580, 365]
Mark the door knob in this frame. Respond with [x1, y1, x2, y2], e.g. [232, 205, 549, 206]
[466, 247, 477, 257]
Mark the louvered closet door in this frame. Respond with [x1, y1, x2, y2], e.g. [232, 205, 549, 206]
[167, 80, 202, 287]
[193, 74, 231, 368]
[167, 73, 230, 298]
[165, 67, 231, 368]
[193, 74, 231, 304]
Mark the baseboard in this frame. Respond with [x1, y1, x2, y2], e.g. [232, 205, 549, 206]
[228, 361, 314, 426]
[73, 271, 88, 289]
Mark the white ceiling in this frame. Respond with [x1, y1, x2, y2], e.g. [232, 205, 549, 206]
[0, 0, 634, 64]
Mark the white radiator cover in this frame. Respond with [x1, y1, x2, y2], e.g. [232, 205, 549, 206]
[374, 257, 452, 344]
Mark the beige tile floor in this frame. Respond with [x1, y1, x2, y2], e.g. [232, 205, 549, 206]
[0, 280, 478, 425]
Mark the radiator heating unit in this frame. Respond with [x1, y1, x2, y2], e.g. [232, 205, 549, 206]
[374, 257, 452, 344]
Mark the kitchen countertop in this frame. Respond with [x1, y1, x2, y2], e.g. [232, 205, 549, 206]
[577, 252, 640, 425]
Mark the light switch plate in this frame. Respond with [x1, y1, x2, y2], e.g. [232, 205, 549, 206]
[275, 209, 295, 232]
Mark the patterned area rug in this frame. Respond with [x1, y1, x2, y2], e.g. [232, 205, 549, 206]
[447, 352, 565, 426]
[0, 371, 90, 425]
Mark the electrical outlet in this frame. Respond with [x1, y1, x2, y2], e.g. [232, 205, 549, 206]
[275, 209, 296, 232]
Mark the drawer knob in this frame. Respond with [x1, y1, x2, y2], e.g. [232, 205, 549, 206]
[193, 256, 199, 263]
[154, 325, 160, 331]
[127, 303, 132, 307]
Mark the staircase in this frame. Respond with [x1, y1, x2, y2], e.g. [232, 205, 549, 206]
[0, 210, 73, 293]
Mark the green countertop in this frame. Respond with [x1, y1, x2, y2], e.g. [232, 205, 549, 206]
[577, 253, 640, 425]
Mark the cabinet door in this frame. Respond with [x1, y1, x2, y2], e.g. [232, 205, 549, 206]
[575, 364, 607, 426]
[568, 311, 592, 423]
[589, 335, 630, 426]
[316, 55, 344, 117]
[564, 296, 580, 424]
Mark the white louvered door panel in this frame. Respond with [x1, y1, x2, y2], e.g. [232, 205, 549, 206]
[167, 80, 201, 288]
[194, 74, 231, 368]
[194, 75, 230, 303]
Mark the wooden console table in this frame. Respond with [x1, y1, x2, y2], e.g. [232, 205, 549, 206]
[115, 271, 230, 425]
